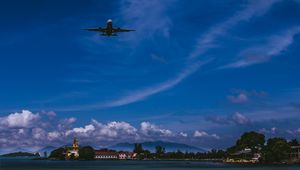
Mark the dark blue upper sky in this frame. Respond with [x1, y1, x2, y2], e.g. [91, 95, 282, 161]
[0, 0, 300, 151]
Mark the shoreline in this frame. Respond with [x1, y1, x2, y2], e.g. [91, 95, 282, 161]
[30, 158, 300, 165]
[2, 157, 300, 166]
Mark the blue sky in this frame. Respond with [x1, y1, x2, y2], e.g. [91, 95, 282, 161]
[0, 0, 300, 152]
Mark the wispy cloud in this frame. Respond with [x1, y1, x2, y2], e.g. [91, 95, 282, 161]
[226, 89, 267, 104]
[120, 0, 175, 40]
[222, 26, 300, 68]
[151, 54, 167, 64]
[206, 112, 251, 125]
[189, 0, 281, 59]
[101, 60, 208, 107]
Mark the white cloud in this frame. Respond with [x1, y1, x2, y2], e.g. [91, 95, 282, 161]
[48, 131, 61, 141]
[66, 124, 95, 136]
[226, 89, 267, 104]
[194, 131, 208, 137]
[194, 130, 220, 139]
[211, 134, 221, 140]
[18, 129, 25, 134]
[107, 121, 137, 135]
[43, 111, 56, 117]
[259, 128, 268, 134]
[58, 117, 76, 130]
[0, 110, 39, 128]
[179, 132, 188, 137]
[231, 112, 250, 125]
[271, 127, 277, 133]
[66, 117, 76, 124]
[227, 93, 248, 103]
[259, 127, 278, 135]
[140, 122, 173, 137]
[91, 120, 138, 138]
[32, 128, 46, 140]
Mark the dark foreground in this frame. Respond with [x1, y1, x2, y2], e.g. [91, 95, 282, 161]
[0, 158, 300, 170]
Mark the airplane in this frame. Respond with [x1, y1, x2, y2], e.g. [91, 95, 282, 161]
[82, 19, 135, 36]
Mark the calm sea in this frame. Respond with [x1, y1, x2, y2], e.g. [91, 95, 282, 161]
[0, 158, 299, 170]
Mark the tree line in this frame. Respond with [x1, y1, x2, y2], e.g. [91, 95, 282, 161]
[133, 131, 299, 163]
[133, 143, 226, 160]
[49, 131, 300, 163]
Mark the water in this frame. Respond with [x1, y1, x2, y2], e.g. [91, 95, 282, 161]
[1, 158, 299, 170]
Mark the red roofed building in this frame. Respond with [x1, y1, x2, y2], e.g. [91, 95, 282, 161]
[94, 150, 118, 159]
[94, 149, 137, 160]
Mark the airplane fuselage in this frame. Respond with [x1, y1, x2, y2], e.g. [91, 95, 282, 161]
[105, 19, 114, 35]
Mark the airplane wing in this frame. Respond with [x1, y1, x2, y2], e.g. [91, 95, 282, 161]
[81, 28, 106, 32]
[113, 28, 135, 32]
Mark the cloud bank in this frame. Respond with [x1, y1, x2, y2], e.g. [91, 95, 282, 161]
[0, 110, 220, 153]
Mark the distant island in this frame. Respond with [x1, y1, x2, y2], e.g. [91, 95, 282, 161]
[1, 152, 40, 157]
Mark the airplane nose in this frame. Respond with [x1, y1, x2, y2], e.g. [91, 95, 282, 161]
[107, 19, 112, 23]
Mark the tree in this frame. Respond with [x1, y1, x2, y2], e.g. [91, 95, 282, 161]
[143, 150, 151, 159]
[49, 147, 65, 160]
[155, 145, 165, 159]
[79, 146, 95, 160]
[264, 138, 291, 163]
[236, 131, 265, 152]
[133, 143, 143, 154]
[175, 150, 184, 159]
[288, 139, 299, 146]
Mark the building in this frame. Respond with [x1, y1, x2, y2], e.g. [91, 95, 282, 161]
[118, 152, 127, 159]
[232, 148, 252, 159]
[290, 146, 300, 159]
[95, 150, 118, 159]
[229, 148, 261, 163]
[66, 137, 79, 159]
[118, 151, 137, 159]
[94, 150, 137, 160]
